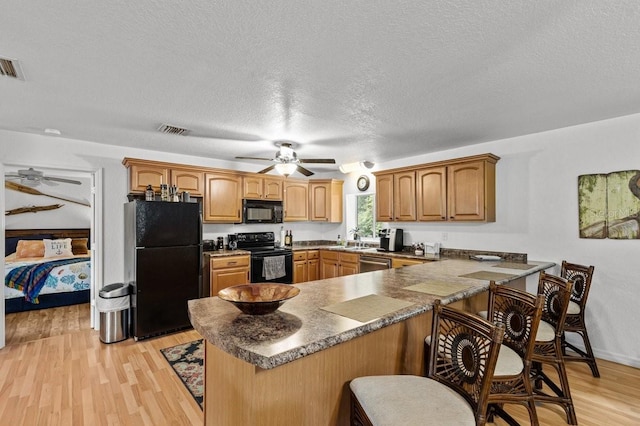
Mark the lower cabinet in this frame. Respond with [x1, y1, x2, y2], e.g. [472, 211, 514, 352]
[392, 258, 427, 268]
[207, 255, 250, 295]
[294, 250, 321, 283]
[320, 250, 359, 279]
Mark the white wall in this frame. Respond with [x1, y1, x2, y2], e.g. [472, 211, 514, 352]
[2, 113, 639, 367]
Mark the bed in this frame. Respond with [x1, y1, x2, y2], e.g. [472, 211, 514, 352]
[4, 229, 91, 313]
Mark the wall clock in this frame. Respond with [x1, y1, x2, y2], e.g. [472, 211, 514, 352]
[357, 175, 370, 191]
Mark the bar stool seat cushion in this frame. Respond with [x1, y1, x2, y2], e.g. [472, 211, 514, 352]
[350, 375, 475, 426]
[567, 300, 580, 315]
[494, 344, 524, 377]
[535, 320, 556, 343]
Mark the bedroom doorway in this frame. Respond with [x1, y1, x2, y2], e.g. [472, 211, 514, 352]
[1, 163, 103, 348]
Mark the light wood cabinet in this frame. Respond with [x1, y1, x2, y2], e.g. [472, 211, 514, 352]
[123, 158, 204, 196]
[392, 258, 427, 268]
[320, 250, 359, 279]
[375, 171, 416, 221]
[307, 250, 320, 282]
[293, 251, 308, 284]
[283, 179, 309, 221]
[375, 153, 499, 223]
[204, 172, 242, 223]
[447, 159, 496, 221]
[416, 166, 447, 221]
[243, 175, 283, 200]
[309, 180, 343, 222]
[207, 255, 250, 296]
[338, 252, 359, 276]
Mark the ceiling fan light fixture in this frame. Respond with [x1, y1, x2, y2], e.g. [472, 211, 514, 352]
[339, 161, 375, 174]
[275, 163, 298, 177]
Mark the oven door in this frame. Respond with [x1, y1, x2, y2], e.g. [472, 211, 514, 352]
[250, 252, 294, 284]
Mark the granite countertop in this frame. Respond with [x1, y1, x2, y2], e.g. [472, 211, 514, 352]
[188, 257, 554, 370]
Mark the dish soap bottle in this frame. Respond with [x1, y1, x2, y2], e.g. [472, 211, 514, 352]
[337, 234, 341, 246]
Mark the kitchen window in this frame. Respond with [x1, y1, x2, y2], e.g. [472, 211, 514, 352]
[355, 194, 381, 239]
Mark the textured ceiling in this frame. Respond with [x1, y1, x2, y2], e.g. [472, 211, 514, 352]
[1, 1, 640, 173]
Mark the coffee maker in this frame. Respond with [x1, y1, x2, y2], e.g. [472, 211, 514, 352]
[379, 228, 404, 252]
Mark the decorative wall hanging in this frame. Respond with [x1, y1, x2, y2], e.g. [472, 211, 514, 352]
[5, 204, 64, 216]
[5, 181, 90, 207]
[578, 170, 640, 239]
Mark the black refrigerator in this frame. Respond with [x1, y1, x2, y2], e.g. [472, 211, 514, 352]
[124, 200, 202, 340]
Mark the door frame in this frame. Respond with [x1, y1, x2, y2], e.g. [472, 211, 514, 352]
[0, 162, 103, 348]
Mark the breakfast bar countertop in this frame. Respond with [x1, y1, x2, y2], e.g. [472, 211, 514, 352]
[188, 258, 555, 370]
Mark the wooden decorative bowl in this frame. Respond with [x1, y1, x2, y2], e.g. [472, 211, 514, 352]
[217, 284, 300, 315]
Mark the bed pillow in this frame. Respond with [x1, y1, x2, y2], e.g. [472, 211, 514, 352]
[43, 238, 74, 258]
[71, 238, 89, 255]
[15, 240, 46, 258]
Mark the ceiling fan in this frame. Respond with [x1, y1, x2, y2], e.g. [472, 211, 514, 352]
[5, 167, 82, 186]
[235, 142, 336, 177]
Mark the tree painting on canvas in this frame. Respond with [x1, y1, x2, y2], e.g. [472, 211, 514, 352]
[578, 170, 640, 239]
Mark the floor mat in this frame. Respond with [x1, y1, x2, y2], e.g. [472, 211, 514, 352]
[160, 339, 204, 410]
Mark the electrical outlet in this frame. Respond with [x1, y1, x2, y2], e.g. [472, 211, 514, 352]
[441, 232, 448, 241]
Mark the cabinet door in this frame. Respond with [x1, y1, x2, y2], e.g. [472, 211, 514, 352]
[308, 259, 320, 282]
[211, 267, 249, 295]
[416, 166, 447, 221]
[309, 182, 329, 221]
[243, 176, 264, 199]
[284, 180, 309, 221]
[204, 173, 242, 222]
[172, 168, 204, 196]
[375, 173, 394, 221]
[394, 171, 416, 221]
[447, 160, 487, 221]
[129, 164, 169, 193]
[320, 251, 339, 279]
[293, 261, 308, 284]
[263, 177, 283, 200]
[339, 262, 359, 276]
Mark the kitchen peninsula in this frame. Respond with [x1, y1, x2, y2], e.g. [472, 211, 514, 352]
[188, 257, 554, 425]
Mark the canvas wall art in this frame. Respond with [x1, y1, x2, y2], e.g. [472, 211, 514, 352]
[578, 170, 640, 239]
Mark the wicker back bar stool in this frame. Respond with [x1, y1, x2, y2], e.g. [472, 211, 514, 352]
[350, 301, 505, 426]
[560, 260, 600, 377]
[483, 282, 544, 426]
[531, 272, 577, 425]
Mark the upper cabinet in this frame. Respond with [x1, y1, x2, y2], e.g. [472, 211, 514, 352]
[123, 158, 204, 196]
[283, 178, 309, 221]
[203, 172, 242, 223]
[375, 153, 499, 223]
[375, 170, 416, 222]
[124, 157, 343, 224]
[309, 179, 343, 222]
[242, 174, 283, 200]
[447, 158, 496, 222]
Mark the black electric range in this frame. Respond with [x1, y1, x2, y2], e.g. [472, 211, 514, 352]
[234, 232, 293, 284]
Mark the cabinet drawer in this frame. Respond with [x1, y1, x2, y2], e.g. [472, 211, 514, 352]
[293, 251, 308, 261]
[339, 252, 359, 264]
[320, 250, 339, 261]
[307, 250, 319, 260]
[211, 255, 250, 269]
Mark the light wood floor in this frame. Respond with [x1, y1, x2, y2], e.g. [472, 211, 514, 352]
[2, 306, 639, 425]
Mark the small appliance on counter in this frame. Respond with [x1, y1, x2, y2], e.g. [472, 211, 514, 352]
[379, 228, 404, 252]
[203, 239, 216, 251]
[227, 234, 238, 250]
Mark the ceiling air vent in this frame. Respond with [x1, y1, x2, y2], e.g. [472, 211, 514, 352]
[0, 56, 25, 80]
[157, 124, 189, 135]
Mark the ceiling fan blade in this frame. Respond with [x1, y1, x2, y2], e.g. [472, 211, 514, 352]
[296, 165, 314, 176]
[4, 173, 20, 178]
[45, 177, 82, 185]
[258, 165, 276, 174]
[41, 179, 59, 186]
[235, 156, 274, 161]
[298, 159, 336, 164]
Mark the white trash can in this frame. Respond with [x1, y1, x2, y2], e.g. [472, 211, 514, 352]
[98, 283, 130, 343]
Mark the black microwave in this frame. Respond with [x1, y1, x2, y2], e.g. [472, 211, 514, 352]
[242, 199, 284, 223]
